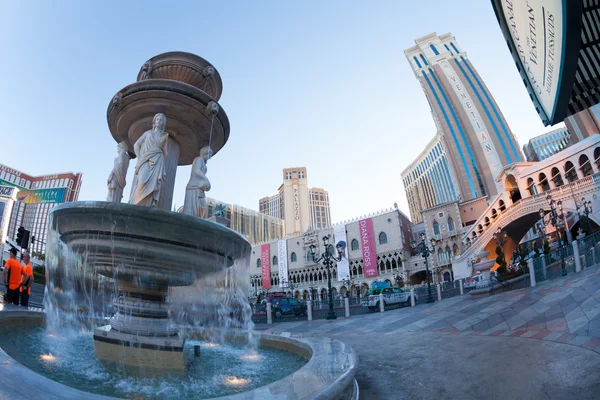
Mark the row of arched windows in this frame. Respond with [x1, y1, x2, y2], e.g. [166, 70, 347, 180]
[350, 231, 388, 251]
[525, 154, 597, 196]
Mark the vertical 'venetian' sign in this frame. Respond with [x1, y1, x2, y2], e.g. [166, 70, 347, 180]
[359, 218, 378, 278]
[261, 244, 271, 289]
[334, 224, 350, 282]
[277, 239, 288, 288]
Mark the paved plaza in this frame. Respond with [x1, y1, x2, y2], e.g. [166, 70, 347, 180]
[257, 266, 600, 399]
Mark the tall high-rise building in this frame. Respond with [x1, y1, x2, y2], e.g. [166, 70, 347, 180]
[0, 163, 83, 254]
[523, 127, 572, 162]
[259, 167, 331, 235]
[402, 32, 523, 222]
[564, 104, 600, 141]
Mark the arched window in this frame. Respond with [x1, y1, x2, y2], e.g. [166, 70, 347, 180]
[447, 217, 455, 232]
[433, 220, 440, 235]
[484, 217, 490, 227]
[378, 232, 388, 244]
[477, 225, 483, 234]
[565, 161, 578, 182]
[445, 245, 451, 255]
[257, 259, 261, 269]
[551, 167, 563, 187]
[453, 243, 459, 255]
[351, 239, 359, 251]
[272, 256, 278, 266]
[580, 154, 593, 177]
[491, 209, 497, 220]
[539, 173, 550, 192]
[290, 252, 297, 262]
[594, 147, 600, 169]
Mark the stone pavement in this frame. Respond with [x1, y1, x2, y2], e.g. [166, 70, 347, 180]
[256, 266, 600, 399]
[257, 265, 600, 354]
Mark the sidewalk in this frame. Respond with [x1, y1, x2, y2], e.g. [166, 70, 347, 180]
[257, 267, 600, 399]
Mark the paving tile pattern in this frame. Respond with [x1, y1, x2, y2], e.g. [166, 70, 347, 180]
[258, 266, 600, 355]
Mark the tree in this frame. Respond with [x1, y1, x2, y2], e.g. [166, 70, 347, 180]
[495, 245, 507, 276]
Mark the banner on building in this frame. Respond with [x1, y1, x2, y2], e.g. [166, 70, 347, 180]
[277, 239, 288, 288]
[334, 224, 350, 282]
[0, 179, 66, 204]
[261, 244, 271, 289]
[359, 218, 378, 278]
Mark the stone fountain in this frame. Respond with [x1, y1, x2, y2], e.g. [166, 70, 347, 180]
[50, 52, 248, 370]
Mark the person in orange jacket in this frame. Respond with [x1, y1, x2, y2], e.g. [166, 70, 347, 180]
[19, 253, 33, 307]
[3, 248, 25, 305]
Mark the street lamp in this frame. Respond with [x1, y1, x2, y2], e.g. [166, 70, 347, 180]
[310, 235, 343, 320]
[539, 193, 567, 276]
[410, 232, 436, 303]
[280, 278, 296, 297]
[581, 197, 593, 235]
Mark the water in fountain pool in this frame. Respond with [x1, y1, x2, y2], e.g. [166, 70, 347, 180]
[0, 324, 307, 399]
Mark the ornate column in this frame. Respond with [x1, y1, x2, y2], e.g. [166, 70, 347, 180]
[157, 136, 180, 211]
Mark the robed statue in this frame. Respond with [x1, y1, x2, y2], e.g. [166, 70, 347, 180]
[106, 141, 131, 203]
[183, 146, 213, 218]
[131, 113, 169, 207]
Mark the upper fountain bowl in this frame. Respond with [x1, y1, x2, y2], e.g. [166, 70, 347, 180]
[48, 201, 251, 288]
[137, 52, 223, 101]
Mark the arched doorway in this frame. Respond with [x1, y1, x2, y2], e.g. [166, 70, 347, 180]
[361, 283, 369, 297]
[294, 290, 300, 299]
[551, 167, 564, 187]
[302, 290, 309, 300]
[580, 154, 593, 177]
[331, 287, 338, 299]
[505, 174, 522, 203]
[565, 161, 578, 182]
[527, 178, 537, 195]
[340, 286, 348, 297]
[320, 288, 328, 301]
[410, 271, 427, 285]
[443, 271, 451, 282]
[539, 173, 550, 192]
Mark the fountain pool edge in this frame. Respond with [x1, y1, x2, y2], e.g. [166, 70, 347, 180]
[0, 311, 359, 399]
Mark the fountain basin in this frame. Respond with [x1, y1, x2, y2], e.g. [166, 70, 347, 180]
[0, 311, 358, 399]
[47, 201, 251, 369]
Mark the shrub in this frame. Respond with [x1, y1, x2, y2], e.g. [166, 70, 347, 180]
[33, 266, 46, 284]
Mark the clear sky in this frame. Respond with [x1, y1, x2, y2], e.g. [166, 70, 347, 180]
[0, 0, 559, 223]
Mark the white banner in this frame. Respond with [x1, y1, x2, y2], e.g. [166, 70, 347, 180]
[277, 239, 288, 288]
[334, 224, 350, 282]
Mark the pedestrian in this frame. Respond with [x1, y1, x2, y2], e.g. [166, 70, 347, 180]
[3, 248, 25, 305]
[20, 253, 33, 307]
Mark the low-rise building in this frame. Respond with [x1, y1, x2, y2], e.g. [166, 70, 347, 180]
[250, 206, 415, 300]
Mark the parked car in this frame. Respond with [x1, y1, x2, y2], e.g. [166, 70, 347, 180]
[270, 297, 307, 318]
[464, 274, 483, 289]
[362, 287, 415, 311]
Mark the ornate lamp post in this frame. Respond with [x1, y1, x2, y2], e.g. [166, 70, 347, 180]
[492, 227, 508, 271]
[280, 278, 296, 297]
[539, 194, 567, 276]
[310, 235, 343, 320]
[581, 197, 593, 235]
[411, 232, 436, 303]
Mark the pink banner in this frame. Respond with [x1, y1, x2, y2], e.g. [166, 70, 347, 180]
[261, 244, 271, 289]
[359, 218, 378, 277]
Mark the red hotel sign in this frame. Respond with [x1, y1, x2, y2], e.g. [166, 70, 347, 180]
[261, 244, 271, 289]
[359, 218, 378, 278]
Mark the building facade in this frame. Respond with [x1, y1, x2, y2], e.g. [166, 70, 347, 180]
[250, 207, 413, 300]
[259, 167, 331, 235]
[564, 104, 600, 141]
[401, 133, 459, 224]
[523, 127, 572, 162]
[403, 32, 522, 212]
[178, 197, 285, 245]
[0, 163, 83, 254]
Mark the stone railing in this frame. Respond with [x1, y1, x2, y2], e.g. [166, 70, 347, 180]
[457, 174, 599, 262]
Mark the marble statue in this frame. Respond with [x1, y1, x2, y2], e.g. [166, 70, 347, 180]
[183, 146, 213, 218]
[131, 113, 169, 207]
[106, 141, 131, 203]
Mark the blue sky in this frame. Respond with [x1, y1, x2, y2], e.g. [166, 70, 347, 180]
[0, 1, 556, 223]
